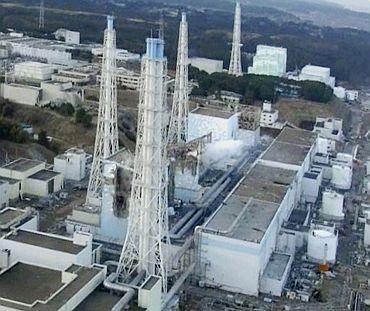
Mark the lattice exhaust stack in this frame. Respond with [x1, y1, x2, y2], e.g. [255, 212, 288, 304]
[86, 16, 119, 208]
[228, 2, 243, 76]
[168, 12, 189, 144]
[117, 37, 170, 293]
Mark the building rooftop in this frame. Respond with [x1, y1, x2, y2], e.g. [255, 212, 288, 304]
[262, 141, 312, 166]
[0, 176, 21, 184]
[2, 158, 44, 172]
[262, 252, 291, 281]
[0, 209, 24, 227]
[0, 263, 104, 311]
[205, 164, 296, 243]
[206, 197, 280, 243]
[5, 230, 85, 254]
[28, 169, 60, 181]
[191, 107, 235, 119]
[276, 127, 316, 146]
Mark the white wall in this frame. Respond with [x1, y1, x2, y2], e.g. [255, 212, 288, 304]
[2, 84, 41, 106]
[0, 231, 91, 270]
[199, 232, 261, 296]
[188, 113, 238, 142]
[0, 182, 9, 209]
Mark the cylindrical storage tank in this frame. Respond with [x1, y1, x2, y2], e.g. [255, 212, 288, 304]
[307, 228, 338, 263]
[332, 165, 352, 190]
[321, 190, 344, 220]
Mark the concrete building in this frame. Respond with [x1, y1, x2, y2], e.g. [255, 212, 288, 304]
[92, 47, 140, 62]
[97, 67, 141, 90]
[66, 149, 133, 244]
[248, 45, 287, 77]
[301, 168, 323, 203]
[189, 57, 224, 74]
[40, 80, 84, 107]
[1, 83, 42, 106]
[320, 189, 344, 220]
[188, 107, 239, 142]
[0, 158, 63, 198]
[220, 90, 243, 105]
[314, 117, 344, 142]
[54, 28, 81, 45]
[260, 101, 279, 128]
[0, 207, 106, 311]
[54, 148, 87, 181]
[52, 65, 99, 86]
[14, 61, 54, 81]
[0, 180, 9, 209]
[197, 127, 317, 296]
[299, 65, 336, 88]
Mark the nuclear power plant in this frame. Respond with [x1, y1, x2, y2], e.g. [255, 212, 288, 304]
[0, 1, 367, 310]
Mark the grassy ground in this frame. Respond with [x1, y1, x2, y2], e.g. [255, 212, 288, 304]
[276, 97, 352, 133]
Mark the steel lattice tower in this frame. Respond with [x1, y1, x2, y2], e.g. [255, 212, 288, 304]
[117, 38, 170, 293]
[168, 13, 189, 144]
[228, 1, 243, 76]
[86, 16, 119, 207]
[39, 0, 45, 29]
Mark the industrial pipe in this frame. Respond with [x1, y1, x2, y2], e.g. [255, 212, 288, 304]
[162, 263, 196, 309]
[104, 270, 145, 311]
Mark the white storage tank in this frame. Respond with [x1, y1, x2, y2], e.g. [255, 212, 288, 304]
[307, 224, 338, 264]
[331, 165, 352, 190]
[321, 190, 344, 220]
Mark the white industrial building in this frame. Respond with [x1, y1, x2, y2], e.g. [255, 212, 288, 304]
[197, 127, 317, 296]
[188, 107, 239, 142]
[189, 57, 224, 74]
[0, 207, 106, 311]
[0, 158, 63, 198]
[66, 149, 133, 244]
[40, 80, 84, 107]
[97, 67, 141, 90]
[248, 45, 287, 77]
[52, 65, 99, 86]
[92, 47, 140, 62]
[14, 61, 54, 81]
[1, 83, 41, 106]
[320, 189, 344, 220]
[299, 65, 336, 88]
[314, 117, 344, 141]
[54, 148, 87, 181]
[0, 180, 9, 209]
[220, 90, 243, 105]
[301, 168, 323, 203]
[54, 28, 81, 45]
[260, 101, 280, 128]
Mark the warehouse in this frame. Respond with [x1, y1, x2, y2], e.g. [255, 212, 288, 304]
[197, 127, 317, 296]
[299, 65, 336, 88]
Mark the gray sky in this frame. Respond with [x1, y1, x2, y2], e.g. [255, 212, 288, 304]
[323, 0, 370, 13]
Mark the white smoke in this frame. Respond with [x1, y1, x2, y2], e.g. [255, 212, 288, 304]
[202, 140, 248, 170]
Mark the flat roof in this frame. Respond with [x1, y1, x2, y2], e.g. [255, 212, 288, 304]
[206, 197, 280, 243]
[205, 164, 296, 243]
[75, 290, 122, 311]
[262, 141, 312, 166]
[5, 230, 84, 254]
[2, 158, 44, 172]
[28, 169, 60, 181]
[0, 177, 21, 184]
[0, 209, 24, 227]
[262, 252, 291, 281]
[191, 107, 235, 119]
[0, 263, 103, 311]
[276, 127, 316, 146]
